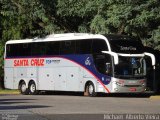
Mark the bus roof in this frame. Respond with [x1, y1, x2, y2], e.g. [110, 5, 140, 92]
[105, 34, 140, 41]
[6, 33, 107, 44]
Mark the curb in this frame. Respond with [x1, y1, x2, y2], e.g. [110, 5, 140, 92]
[150, 96, 160, 99]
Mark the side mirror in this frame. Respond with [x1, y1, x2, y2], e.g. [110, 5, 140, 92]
[144, 52, 156, 69]
[102, 51, 119, 65]
[106, 63, 111, 74]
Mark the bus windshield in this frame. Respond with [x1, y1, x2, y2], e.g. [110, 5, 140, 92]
[114, 56, 146, 78]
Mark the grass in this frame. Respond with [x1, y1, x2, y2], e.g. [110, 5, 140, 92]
[0, 89, 20, 94]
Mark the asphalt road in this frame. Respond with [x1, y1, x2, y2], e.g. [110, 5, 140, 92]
[0, 93, 160, 120]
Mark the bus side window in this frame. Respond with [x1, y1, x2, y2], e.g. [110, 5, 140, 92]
[18, 43, 32, 57]
[105, 54, 112, 75]
[32, 42, 46, 56]
[46, 41, 60, 55]
[92, 39, 108, 53]
[76, 40, 92, 54]
[93, 54, 112, 75]
[60, 41, 76, 55]
[7, 43, 32, 57]
[6, 44, 11, 57]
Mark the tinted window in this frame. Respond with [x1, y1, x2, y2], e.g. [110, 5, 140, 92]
[92, 39, 108, 53]
[6, 39, 108, 57]
[93, 54, 112, 75]
[6, 43, 32, 57]
[76, 39, 92, 54]
[20, 43, 32, 56]
[60, 41, 75, 54]
[6, 44, 18, 57]
[31, 42, 46, 56]
[46, 41, 60, 55]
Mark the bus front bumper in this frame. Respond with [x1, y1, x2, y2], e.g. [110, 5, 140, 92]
[110, 78, 146, 93]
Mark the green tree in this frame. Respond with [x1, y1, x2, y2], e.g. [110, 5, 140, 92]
[1, 0, 60, 40]
[0, 0, 60, 88]
[57, 0, 160, 46]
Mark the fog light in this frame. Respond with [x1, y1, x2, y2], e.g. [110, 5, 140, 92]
[115, 81, 124, 86]
[114, 88, 118, 91]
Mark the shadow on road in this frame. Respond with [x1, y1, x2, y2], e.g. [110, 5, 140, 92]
[0, 101, 29, 105]
[40, 91, 84, 96]
[0, 99, 36, 102]
[0, 99, 36, 105]
[37, 91, 153, 98]
[0, 105, 50, 110]
[0, 98, 50, 110]
[97, 93, 153, 98]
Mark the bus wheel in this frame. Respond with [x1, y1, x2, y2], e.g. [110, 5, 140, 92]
[29, 81, 38, 95]
[85, 82, 97, 97]
[19, 81, 29, 95]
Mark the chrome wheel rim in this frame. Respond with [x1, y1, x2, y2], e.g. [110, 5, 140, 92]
[89, 85, 94, 94]
[21, 84, 26, 92]
[30, 84, 36, 93]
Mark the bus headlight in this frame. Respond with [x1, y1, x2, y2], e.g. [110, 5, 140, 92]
[139, 80, 145, 87]
[142, 83, 145, 87]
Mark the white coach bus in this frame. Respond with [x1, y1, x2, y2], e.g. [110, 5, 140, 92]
[4, 33, 155, 96]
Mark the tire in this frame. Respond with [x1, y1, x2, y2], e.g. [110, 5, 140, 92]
[19, 81, 29, 95]
[85, 82, 97, 97]
[29, 81, 38, 95]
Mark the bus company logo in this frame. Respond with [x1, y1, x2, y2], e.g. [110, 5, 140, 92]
[120, 46, 136, 51]
[46, 59, 60, 64]
[14, 58, 44, 67]
[85, 57, 91, 66]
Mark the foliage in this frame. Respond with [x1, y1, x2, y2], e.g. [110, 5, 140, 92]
[57, 0, 160, 44]
[1, 0, 160, 45]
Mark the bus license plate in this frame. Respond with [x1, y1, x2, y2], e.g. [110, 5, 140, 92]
[130, 88, 136, 92]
